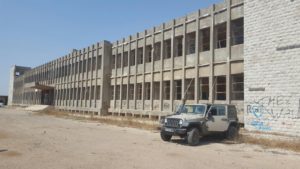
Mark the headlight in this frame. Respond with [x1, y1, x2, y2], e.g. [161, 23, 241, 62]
[179, 119, 183, 125]
[164, 118, 168, 123]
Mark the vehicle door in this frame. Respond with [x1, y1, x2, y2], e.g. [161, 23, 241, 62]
[206, 105, 229, 132]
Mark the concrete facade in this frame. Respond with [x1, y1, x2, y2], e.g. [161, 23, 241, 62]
[10, 0, 300, 135]
[109, 0, 244, 120]
[11, 41, 112, 115]
[244, 0, 300, 136]
[8, 65, 31, 105]
[10, 1, 245, 119]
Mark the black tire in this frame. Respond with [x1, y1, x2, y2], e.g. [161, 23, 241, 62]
[227, 125, 238, 140]
[160, 132, 172, 142]
[187, 128, 200, 146]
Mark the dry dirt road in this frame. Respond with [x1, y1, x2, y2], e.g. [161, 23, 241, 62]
[0, 108, 300, 169]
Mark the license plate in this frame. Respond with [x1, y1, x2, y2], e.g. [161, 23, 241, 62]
[165, 128, 174, 132]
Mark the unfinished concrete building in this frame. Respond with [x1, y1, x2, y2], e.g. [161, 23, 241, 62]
[10, 0, 300, 136]
[109, 0, 244, 120]
[9, 0, 244, 119]
[10, 41, 112, 115]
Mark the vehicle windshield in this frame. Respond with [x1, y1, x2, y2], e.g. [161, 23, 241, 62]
[176, 105, 206, 115]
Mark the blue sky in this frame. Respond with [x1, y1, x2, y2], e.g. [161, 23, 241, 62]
[0, 0, 221, 95]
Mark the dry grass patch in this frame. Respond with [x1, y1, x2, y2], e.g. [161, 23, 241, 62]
[90, 116, 159, 131]
[36, 108, 69, 118]
[238, 134, 300, 153]
[0, 151, 22, 157]
[35, 109, 300, 152]
[36, 108, 160, 131]
[242, 129, 297, 138]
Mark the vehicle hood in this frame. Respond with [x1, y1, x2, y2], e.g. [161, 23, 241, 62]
[167, 113, 205, 122]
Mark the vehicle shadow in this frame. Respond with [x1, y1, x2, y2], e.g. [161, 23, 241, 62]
[170, 135, 239, 146]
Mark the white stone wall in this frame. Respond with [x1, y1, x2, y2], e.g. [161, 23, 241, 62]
[244, 0, 300, 136]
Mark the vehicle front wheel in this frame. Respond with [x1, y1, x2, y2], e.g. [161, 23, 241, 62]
[160, 132, 172, 141]
[227, 125, 238, 140]
[187, 128, 200, 146]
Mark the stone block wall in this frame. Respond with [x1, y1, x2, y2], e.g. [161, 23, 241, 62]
[244, 0, 300, 136]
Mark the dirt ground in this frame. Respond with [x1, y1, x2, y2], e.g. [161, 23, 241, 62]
[0, 108, 300, 169]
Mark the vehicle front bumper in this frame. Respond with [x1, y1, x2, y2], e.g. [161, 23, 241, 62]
[161, 127, 187, 135]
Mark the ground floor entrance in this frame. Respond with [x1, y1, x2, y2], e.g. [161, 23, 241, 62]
[41, 89, 54, 105]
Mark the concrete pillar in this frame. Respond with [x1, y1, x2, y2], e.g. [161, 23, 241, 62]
[72, 52, 76, 108]
[120, 39, 124, 114]
[182, 17, 187, 100]
[195, 10, 200, 103]
[159, 24, 165, 112]
[98, 43, 103, 113]
[93, 45, 97, 109]
[142, 30, 146, 111]
[170, 19, 175, 111]
[226, 0, 232, 104]
[21, 75, 25, 105]
[8, 65, 16, 105]
[84, 48, 89, 108]
[75, 52, 79, 109]
[79, 50, 84, 109]
[88, 47, 92, 109]
[67, 55, 71, 107]
[209, 5, 215, 103]
[126, 37, 131, 110]
[113, 42, 118, 110]
[100, 41, 112, 115]
[150, 27, 155, 112]
[134, 35, 138, 110]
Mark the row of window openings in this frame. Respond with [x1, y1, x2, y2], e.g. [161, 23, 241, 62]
[56, 86, 101, 101]
[24, 55, 102, 83]
[112, 18, 244, 68]
[20, 92, 37, 101]
[112, 74, 244, 101]
[56, 55, 103, 78]
[12, 94, 22, 102]
[23, 19, 243, 82]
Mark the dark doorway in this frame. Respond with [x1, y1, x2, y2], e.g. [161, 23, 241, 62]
[41, 89, 54, 105]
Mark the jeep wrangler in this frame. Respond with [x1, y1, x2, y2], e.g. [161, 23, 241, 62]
[160, 104, 239, 146]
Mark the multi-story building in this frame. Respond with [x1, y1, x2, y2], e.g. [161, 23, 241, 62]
[10, 41, 112, 115]
[109, 0, 244, 120]
[10, 0, 245, 119]
[8, 0, 300, 136]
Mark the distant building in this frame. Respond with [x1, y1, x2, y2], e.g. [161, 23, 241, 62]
[0, 96, 8, 105]
[9, 0, 300, 136]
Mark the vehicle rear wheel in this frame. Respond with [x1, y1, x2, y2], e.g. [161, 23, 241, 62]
[187, 128, 200, 146]
[160, 132, 172, 141]
[227, 125, 238, 140]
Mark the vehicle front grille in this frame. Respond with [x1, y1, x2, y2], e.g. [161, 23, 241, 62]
[165, 118, 180, 128]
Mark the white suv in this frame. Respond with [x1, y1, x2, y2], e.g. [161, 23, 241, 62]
[161, 104, 239, 146]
